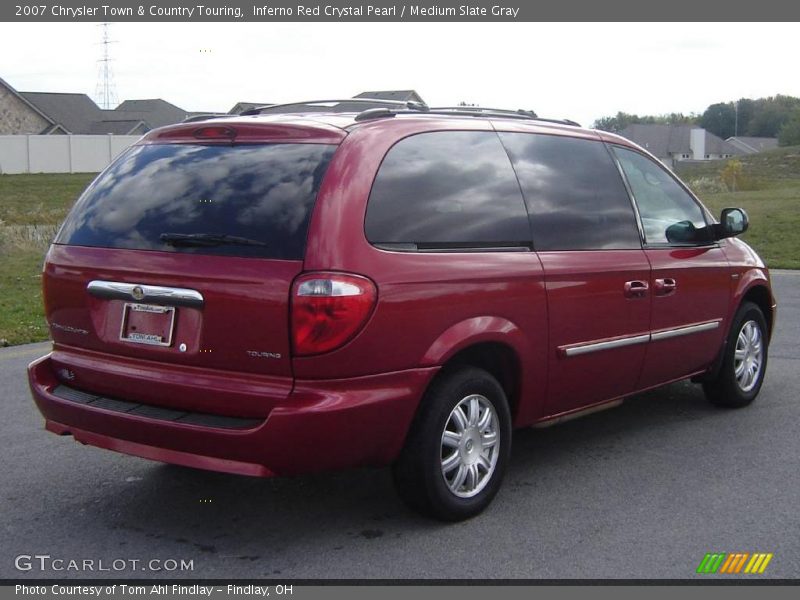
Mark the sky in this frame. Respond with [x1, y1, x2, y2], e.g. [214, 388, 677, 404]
[1, 22, 799, 127]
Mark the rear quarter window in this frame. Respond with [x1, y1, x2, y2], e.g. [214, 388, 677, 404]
[364, 131, 531, 249]
[56, 143, 336, 259]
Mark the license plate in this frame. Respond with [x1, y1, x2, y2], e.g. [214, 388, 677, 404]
[119, 303, 176, 346]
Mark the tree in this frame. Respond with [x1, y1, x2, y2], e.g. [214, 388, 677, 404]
[593, 111, 696, 133]
[734, 98, 755, 136]
[700, 102, 736, 139]
[746, 95, 800, 137]
[593, 112, 641, 133]
[778, 110, 800, 146]
[660, 112, 697, 126]
[720, 159, 744, 192]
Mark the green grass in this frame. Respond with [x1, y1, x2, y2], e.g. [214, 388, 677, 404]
[676, 146, 800, 269]
[698, 182, 800, 270]
[0, 173, 96, 346]
[0, 249, 49, 345]
[0, 172, 95, 226]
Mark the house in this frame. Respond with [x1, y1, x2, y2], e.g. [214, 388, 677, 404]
[20, 91, 150, 135]
[114, 99, 193, 129]
[619, 124, 738, 168]
[0, 76, 192, 135]
[1, 76, 68, 134]
[725, 136, 779, 155]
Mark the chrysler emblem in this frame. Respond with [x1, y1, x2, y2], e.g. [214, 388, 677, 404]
[131, 286, 145, 301]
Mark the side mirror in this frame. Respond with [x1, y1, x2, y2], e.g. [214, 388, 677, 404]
[665, 220, 699, 244]
[717, 207, 749, 239]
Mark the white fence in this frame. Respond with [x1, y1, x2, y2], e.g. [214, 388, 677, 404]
[0, 135, 141, 174]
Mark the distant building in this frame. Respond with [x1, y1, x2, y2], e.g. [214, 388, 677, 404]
[619, 124, 738, 168]
[20, 91, 150, 135]
[725, 136, 779, 155]
[3, 77, 428, 134]
[114, 99, 194, 129]
[0, 76, 194, 135]
[1, 76, 68, 134]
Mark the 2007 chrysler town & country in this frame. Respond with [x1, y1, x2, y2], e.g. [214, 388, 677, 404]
[28, 101, 775, 521]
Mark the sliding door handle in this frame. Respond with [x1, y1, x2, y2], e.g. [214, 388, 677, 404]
[624, 280, 649, 298]
[654, 278, 677, 296]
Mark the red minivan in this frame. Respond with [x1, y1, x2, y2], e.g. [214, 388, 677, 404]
[28, 101, 775, 520]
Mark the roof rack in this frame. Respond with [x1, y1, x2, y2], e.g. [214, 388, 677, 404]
[236, 98, 580, 128]
[239, 98, 426, 116]
[354, 105, 581, 128]
[431, 106, 538, 118]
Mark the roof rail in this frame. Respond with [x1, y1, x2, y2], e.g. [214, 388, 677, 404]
[234, 98, 580, 128]
[431, 106, 538, 118]
[353, 105, 581, 127]
[240, 98, 427, 116]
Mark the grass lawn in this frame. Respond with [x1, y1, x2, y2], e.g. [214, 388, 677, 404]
[677, 145, 800, 270]
[0, 160, 798, 346]
[0, 249, 48, 345]
[0, 173, 96, 346]
[699, 182, 800, 270]
[0, 172, 95, 226]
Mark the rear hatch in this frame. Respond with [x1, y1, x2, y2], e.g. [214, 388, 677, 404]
[44, 121, 342, 416]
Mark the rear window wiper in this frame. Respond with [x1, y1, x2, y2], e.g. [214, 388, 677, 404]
[159, 233, 268, 247]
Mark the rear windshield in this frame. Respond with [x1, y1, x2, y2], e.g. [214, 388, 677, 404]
[56, 143, 337, 259]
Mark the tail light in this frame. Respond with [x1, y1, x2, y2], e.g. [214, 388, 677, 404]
[291, 272, 377, 356]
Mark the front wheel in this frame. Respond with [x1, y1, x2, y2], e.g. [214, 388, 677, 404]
[392, 367, 512, 521]
[703, 301, 768, 408]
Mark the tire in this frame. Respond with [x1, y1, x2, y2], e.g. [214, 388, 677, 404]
[703, 301, 768, 408]
[392, 367, 512, 521]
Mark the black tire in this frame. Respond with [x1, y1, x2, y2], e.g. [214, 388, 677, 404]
[392, 367, 512, 521]
[703, 301, 768, 408]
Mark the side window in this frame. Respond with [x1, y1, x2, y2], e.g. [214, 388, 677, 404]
[498, 132, 641, 251]
[364, 131, 530, 248]
[613, 146, 710, 245]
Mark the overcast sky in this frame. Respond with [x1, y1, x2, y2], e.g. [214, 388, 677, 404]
[1, 22, 798, 126]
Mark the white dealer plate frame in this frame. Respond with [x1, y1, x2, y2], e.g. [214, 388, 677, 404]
[119, 303, 176, 347]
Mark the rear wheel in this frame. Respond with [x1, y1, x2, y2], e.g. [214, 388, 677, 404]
[392, 367, 512, 521]
[703, 301, 768, 408]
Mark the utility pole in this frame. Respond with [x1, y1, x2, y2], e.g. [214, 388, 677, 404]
[734, 100, 739, 137]
[94, 23, 118, 109]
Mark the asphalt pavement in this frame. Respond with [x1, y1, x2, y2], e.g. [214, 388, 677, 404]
[1, 272, 798, 580]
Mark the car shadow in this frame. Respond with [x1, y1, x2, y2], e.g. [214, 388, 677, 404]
[65, 379, 728, 577]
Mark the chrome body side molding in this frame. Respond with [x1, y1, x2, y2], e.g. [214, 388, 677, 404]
[559, 319, 723, 358]
[87, 280, 204, 308]
[561, 334, 650, 357]
[650, 319, 721, 342]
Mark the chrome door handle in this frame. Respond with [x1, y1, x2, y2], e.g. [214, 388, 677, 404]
[654, 278, 677, 296]
[624, 280, 649, 298]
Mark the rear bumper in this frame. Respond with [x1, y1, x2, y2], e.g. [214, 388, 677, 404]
[28, 354, 437, 477]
